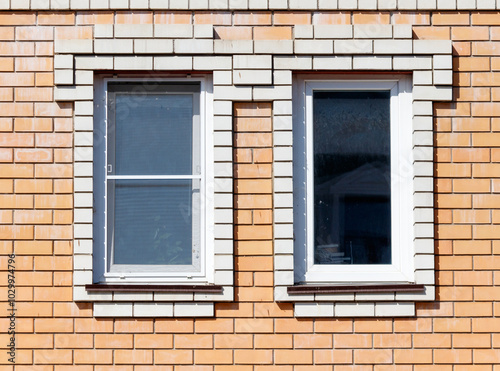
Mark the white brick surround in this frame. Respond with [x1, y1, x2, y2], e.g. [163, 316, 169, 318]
[3, 0, 500, 10]
[53, 19, 453, 317]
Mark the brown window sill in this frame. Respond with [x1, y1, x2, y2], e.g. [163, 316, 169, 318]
[287, 284, 425, 295]
[86, 284, 223, 293]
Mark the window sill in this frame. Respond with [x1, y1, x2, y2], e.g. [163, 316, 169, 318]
[287, 284, 425, 295]
[86, 284, 224, 293]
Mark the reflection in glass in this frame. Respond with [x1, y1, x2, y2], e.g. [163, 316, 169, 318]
[114, 94, 193, 175]
[313, 91, 391, 265]
[110, 179, 197, 266]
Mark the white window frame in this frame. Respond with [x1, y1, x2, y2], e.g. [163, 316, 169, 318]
[293, 75, 414, 285]
[93, 75, 214, 284]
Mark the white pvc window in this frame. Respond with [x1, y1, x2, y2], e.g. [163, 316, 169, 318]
[293, 75, 414, 284]
[93, 76, 214, 283]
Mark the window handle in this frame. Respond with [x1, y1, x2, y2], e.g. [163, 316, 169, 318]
[107, 164, 112, 173]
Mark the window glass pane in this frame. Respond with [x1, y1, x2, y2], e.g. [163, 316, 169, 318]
[113, 93, 194, 175]
[313, 91, 391, 265]
[109, 179, 199, 266]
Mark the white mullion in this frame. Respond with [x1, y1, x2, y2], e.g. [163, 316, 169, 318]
[107, 175, 202, 180]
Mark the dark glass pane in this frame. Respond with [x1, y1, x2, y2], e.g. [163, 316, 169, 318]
[313, 90, 391, 265]
[111, 179, 196, 266]
[113, 94, 193, 175]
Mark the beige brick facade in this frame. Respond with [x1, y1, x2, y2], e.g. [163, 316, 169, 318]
[1, 2, 500, 369]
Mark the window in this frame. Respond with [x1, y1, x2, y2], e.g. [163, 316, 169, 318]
[93, 76, 214, 284]
[293, 75, 413, 284]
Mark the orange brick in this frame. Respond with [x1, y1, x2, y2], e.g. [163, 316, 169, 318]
[76, 11, 114, 24]
[235, 318, 273, 333]
[456, 57, 490, 71]
[234, 164, 272, 178]
[418, 302, 454, 317]
[235, 240, 272, 255]
[17, 334, 53, 349]
[453, 209, 490, 224]
[14, 210, 52, 225]
[454, 240, 491, 255]
[74, 350, 113, 365]
[39, 12, 75, 25]
[115, 319, 153, 333]
[253, 271, 274, 286]
[436, 225, 472, 240]
[35, 318, 74, 333]
[394, 349, 432, 364]
[352, 12, 390, 24]
[334, 334, 372, 349]
[34, 350, 72, 364]
[194, 12, 232, 25]
[0, 26, 14, 40]
[454, 41, 471, 56]
[455, 301, 492, 317]
[234, 102, 272, 117]
[0, 209, 11, 223]
[35, 42, 54, 56]
[14, 240, 52, 255]
[315, 319, 353, 333]
[473, 42, 500, 55]
[35, 164, 73, 178]
[314, 349, 352, 364]
[414, 334, 452, 348]
[175, 334, 213, 349]
[0, 13, 36, 25]
[35, 102, 72, 117]
[54, 149, 73, 163]
[0, 42, 34, 56]
[432, 12, 470, 25]
[15, 179, 52, 194]
[115, 350, 152, 364]
[75, 318, 113, 333]
[194, 350, 232, 364]
[236, 256, 273, 271]
[34, 286, 72, 301]
[274, 12, 311, 25]
[93, 334, 133, 349]
[35, 133, 72, 147]
[434, 349, 472, 364]
[235, 210, 252, 224]
[234, 350, 272, 364]
[196, 318, 233, 333]
[155, 319, 194, 333]
[48, 208, 68, 225]
[413, 26, 450, 39]
[453, 334, 490, 348]
[0, 58, 13, 71]
[452, 26, 489, 40]
[254, 27, 292, 40]
[393, 12, 430, 25]
[0, 87, 12, 101]
[151, 12, 191, 24]
[116, 11, 153, 24]
[373, 334, 411, 348]
[35, 72, 53, 86]
[472, 12, 500, 25]
[55, 334, 93, 349]
[0, 103, 33, 116]
[275, 350, 312, 365]
[236, 287, 273, 301]
[215, 302, 253, 318]
[234, 12, 271, 25]
[475, 287, 500, 301]
[235, 195, 272, 209]
[436, 194, 471, 208]
[215, 26, 252, 40]
[473, 163, 500, 177]
[293, 334, 332, 349]
[15, 88, 53, 102]
[214, 334, 252, 349]
[355, 349, 393, 364]
[35, 194, 73, 209]
[133, 334, 172, 349]
[154, 350, 193, 364]
[275, 318, 313, 333]
[312, 12, 351, 25]
[235, 179, 272, 193]
[0, 225, 33, 239]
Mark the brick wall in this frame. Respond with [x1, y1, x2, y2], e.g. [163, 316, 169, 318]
[0, 8, 500, 369]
